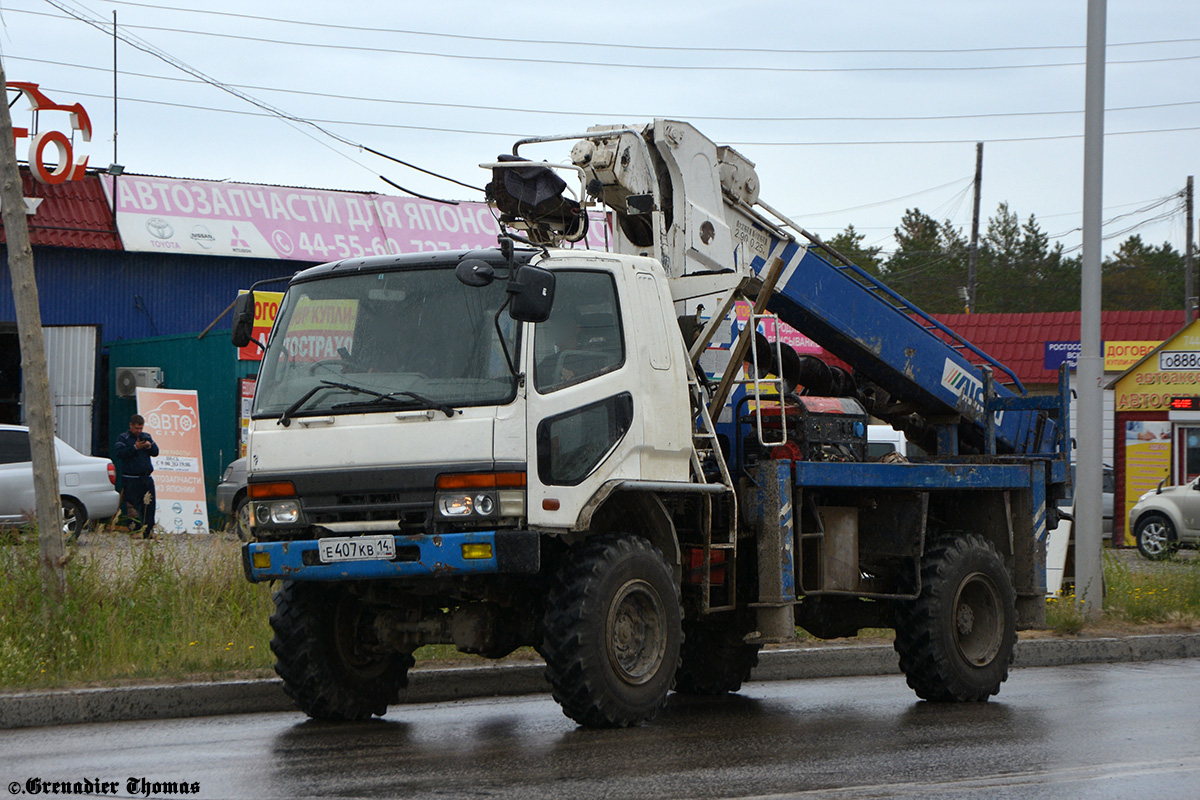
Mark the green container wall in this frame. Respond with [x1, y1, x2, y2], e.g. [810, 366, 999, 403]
[106, 331, 259, 523]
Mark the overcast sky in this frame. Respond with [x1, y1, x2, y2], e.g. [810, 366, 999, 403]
[3, 0, 1198, 260]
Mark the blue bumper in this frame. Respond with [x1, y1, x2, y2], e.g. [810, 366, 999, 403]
[241, 529, 540, 583]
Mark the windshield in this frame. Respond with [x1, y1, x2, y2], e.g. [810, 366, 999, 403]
[252, 267, 519, 419]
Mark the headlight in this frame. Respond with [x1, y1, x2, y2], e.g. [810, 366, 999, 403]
[438, 491, 498, 518]
[438, 493, 478, 517]
[253, 499, 302, 526]
[269, 500, 300, 524]
[435, 490, 526, 519]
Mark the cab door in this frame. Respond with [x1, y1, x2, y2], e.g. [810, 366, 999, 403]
[525, 267, 639, 529]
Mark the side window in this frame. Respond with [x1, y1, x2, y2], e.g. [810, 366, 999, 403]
[0, 430, 32, 464]
[533, 271, 624, 392]
[537, 393, 634, 486]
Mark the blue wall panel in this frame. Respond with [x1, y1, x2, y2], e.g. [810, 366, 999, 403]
[0, 246, 307, 340]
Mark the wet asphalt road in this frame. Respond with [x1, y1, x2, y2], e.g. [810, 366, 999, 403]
[2, 660, 1199, 800]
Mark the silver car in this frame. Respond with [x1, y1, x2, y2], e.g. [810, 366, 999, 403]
[1059, 464, 1115, 535]
[1128, 479, 1200, 560]
[0, 424, 121, 538]
[216, 457, 250, 541]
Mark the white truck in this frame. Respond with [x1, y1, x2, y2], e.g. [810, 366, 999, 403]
[233, 120, 1069, 727]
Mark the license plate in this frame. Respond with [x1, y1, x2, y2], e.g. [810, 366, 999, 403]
[318, 535, 396, 563]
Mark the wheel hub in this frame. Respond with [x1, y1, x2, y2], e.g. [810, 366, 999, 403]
[606, 578, 666, 685]
[952, 571, 1003, 667]
[1142, 522, 1167, 555]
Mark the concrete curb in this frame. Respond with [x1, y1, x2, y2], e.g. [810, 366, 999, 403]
[3, 633, 1199, 730]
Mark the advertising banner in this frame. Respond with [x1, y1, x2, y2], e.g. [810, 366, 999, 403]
[239, 378, 256, 458]
[1114, 321, 1200, 411]
[1123, 420, 1172, 545]
[101, 174, 610, 261]
[136, 387, 209, 535]
[1043, 341, 1081, 371]
[1042, 340, 1161, 372]
[1105, 341, 1159, 372]
[237, 290, 283, 361]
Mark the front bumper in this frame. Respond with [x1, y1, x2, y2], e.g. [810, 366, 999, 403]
[241, 529, 540, 582]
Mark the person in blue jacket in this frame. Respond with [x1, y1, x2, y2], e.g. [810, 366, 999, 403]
[114, 414, 159, 538]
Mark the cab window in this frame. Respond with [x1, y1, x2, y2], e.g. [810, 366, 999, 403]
[533, 272, 623, 393]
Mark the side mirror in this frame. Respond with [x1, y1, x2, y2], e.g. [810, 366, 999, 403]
[507, 265, 556, 323]
[231, 292, 256, 348]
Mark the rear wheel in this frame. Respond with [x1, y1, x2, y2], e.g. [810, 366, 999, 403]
[894, 533, 1016, 702]
[61, 498, 85, 541]
[1135, 514, 1175, 561]
[673, 612, 761, 696]
[270, 581, 413, 720]
[540, 535, 682, 727]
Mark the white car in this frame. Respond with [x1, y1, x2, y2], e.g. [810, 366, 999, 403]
[0, 424, 120, 538]
[1128, 479, 1200, 560]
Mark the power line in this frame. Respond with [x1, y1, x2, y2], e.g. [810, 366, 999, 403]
[19, 5, 1200, 74]
[1047, 193, 1184, 239]
[727, 126, 1200, 146]
[37, 0, 484, 194]
[82, 1, 1200, 56]
[796, 176, 973, 218]
[45, 82, 1200, 147]
[10, 52, 1200, 124]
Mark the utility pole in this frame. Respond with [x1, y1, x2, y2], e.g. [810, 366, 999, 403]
[1076, 0, 1106, 622]
[1186, 176, 1194, 319]
[0, 66, 66, 610]
[967, 142, 983, 313]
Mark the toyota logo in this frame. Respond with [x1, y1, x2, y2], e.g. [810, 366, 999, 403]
[146, 218, 174, 239]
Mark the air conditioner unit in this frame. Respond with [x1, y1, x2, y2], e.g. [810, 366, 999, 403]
[115, 367, 163, 398]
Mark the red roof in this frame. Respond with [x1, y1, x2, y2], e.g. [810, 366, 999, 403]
[0, 169, 120, 250]
[933, 310, 1187, 385]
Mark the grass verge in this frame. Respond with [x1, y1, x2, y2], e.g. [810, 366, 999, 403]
[1045, 549, 1200, 634]
[0, 533, 276, 689]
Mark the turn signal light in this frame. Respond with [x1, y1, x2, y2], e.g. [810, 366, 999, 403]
[248, 481, 297, 499]
[252, 551, 271, 570]
[436, 472, 526, 489]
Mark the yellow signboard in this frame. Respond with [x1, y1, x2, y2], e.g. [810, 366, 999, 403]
[1113, 320, 1200, 411]
[1123, 421, 1172, 545]
[1104, 341, 1159, 372]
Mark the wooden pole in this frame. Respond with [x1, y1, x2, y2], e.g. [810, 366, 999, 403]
[1186, 176, 1194, 319]
[1, 67, 66, 610]
[967, 142, 983, 313]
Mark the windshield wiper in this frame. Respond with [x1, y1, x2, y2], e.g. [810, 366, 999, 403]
[277, 383, 335, 427]
[325, 380, 459, 418]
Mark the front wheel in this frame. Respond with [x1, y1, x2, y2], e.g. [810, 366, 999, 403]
[232, 496, 251, 542]
[1135, 514, 1175, 561]
[270, 582, 413, 720]
[540, 535, 682, 727]
[894, 532, 1016, 702]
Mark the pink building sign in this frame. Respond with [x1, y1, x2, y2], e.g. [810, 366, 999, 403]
[102, 174, 610, 261]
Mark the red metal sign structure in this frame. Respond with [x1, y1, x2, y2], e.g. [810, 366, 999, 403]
[7, 81, 92, 184]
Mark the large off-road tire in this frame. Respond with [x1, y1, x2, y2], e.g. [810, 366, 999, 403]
[540, 535, 683, 728]
[673, 612, 761, 696]
[270, 581, 413, 721]
[893, 532, 1016, 702]
[1135, 514, 1176, 561]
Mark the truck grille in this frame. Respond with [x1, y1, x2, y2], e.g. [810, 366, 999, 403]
[305, 492, 432, 535]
